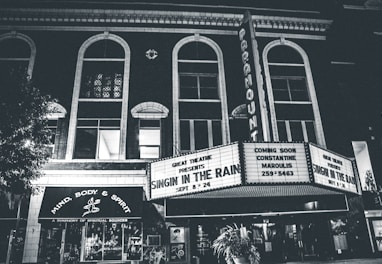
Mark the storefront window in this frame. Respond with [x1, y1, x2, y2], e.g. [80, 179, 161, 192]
[39, 221, 142, 263]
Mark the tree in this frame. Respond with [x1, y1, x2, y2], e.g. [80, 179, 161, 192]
[0, 72, 52, 195]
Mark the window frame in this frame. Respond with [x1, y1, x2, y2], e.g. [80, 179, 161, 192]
[66, 33, 131, 160]
[179, 119, 222, 152]
[263, 39, 326, 147]
[0, 32, 36, 78]
[172, 35, 230, 155]
[131, 102, 169, 160]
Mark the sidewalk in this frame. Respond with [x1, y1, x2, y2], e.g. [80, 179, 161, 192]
[285, 258, 382, 264]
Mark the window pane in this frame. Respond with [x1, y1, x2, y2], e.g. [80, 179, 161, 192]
[74, 128, 97, 159]
[178, 42, 217, 60]
[179, 62, 217, 73]
[179, 75, 198, 99]
[140, 146, 160, 159]
[200, 76, 218, 99]
[140, 120, 160, 128]
[180, 121, 190, 151]
[0, 39, 30, 58]
[84, 223, 103, 261]
[139, 129, 160, 146]
[306, 121, 317, 144]
[272, 78, 289, 101]
[212, 121, 222, 146]
[230, 119, 248, 142]
[269, 65, 306, 76]
[104, 223, 123, 260]
[81, 62, 123, 99]
[98, 129, 120, 159]
[267, 45, 303, 64]
[100, 120, 120, 127]
[289, 78, 309, 101]
[289, 121, 304, 141]
[277, 121, 288, 141]
[77, 120, 98, 127]
[194, 121, 209, 150]
[84, 40, 125, 58]
[77, 102, 122, 118]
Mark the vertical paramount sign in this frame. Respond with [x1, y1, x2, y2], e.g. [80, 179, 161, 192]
[239, 11, 263, 141]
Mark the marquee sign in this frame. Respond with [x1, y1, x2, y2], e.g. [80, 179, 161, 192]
[39, 187, 143, 221]
[243, 142, 310, 183]
[148, 143, 242, 200]
[309, 144, 359, 194]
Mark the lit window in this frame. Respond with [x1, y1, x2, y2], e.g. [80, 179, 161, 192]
[74, 119, 120, 159]
[139, 120, 161, 159]
[67, 33, 130, 160]
[131, 102, 169, 159]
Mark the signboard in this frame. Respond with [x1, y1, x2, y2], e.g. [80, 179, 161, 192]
[372, 220, 382, 252]
[239, 11, 263, 141]
[352, 141, 377, 191]
[309, 144, 359, 194]
[244, 142, 310, 183]
[39, 187, 142, 221]
[148, 143, 242, 200]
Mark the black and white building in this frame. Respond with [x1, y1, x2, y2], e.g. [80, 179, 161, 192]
[0, 0, 381, 263]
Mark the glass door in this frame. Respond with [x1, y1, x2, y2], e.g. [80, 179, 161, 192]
[84, 222, 103, 261]
[252, 222, 282, 262]
[104, 223, 123, 260]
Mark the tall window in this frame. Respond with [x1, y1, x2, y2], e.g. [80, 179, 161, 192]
[230, 104, 249, 142]
[173, 36, 229, 154]
[131, 102, 169, 160]
[46, 102, 67, 158]
[66, 33, 130, 159]
[0, 32, 35, 80]
[263, 40, 325, 146]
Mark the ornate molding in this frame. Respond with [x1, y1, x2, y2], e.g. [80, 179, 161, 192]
[0, 8, 242, 27]
[252, 15, 332, 32]
[0, 8, 332, 33]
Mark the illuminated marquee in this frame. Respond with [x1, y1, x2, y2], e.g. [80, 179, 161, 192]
[309, 144, 359, 194]
[148, 143, 242, 200]
[244, 142, 310, 183]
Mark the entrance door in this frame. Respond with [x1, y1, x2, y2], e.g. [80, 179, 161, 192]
[252, 222, 283, 263]
[284, 222, 320, 261]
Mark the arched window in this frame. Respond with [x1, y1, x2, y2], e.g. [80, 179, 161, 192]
[66, 33, 131, 160]
[131, 102, 169, 159]
[263, 39, 326, 147]
[173, 35, 229, 154]
[0, 32, 36, 79]
[230, 104, 249, 142]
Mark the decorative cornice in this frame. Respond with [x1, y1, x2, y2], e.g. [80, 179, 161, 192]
[252, 15, 332, 32]
[0, 8, 332, 33]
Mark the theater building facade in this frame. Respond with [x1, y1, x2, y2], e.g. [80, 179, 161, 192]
[0, 1, 380, 263]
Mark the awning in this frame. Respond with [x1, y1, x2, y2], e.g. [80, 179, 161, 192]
[171, 184, 344, 199]
[39, 187, 143, 222]
[166, 185, 348, 217]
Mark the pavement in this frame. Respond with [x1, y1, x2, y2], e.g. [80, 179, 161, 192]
[285, 258, 382, 264]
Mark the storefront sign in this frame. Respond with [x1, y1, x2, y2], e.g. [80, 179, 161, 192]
[309, 144, 359, 194]
[148, 143, 242, 200]
[239, 11, 263, 141]
[39, 187, 142, 221]
[244, 142, 310, 183]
